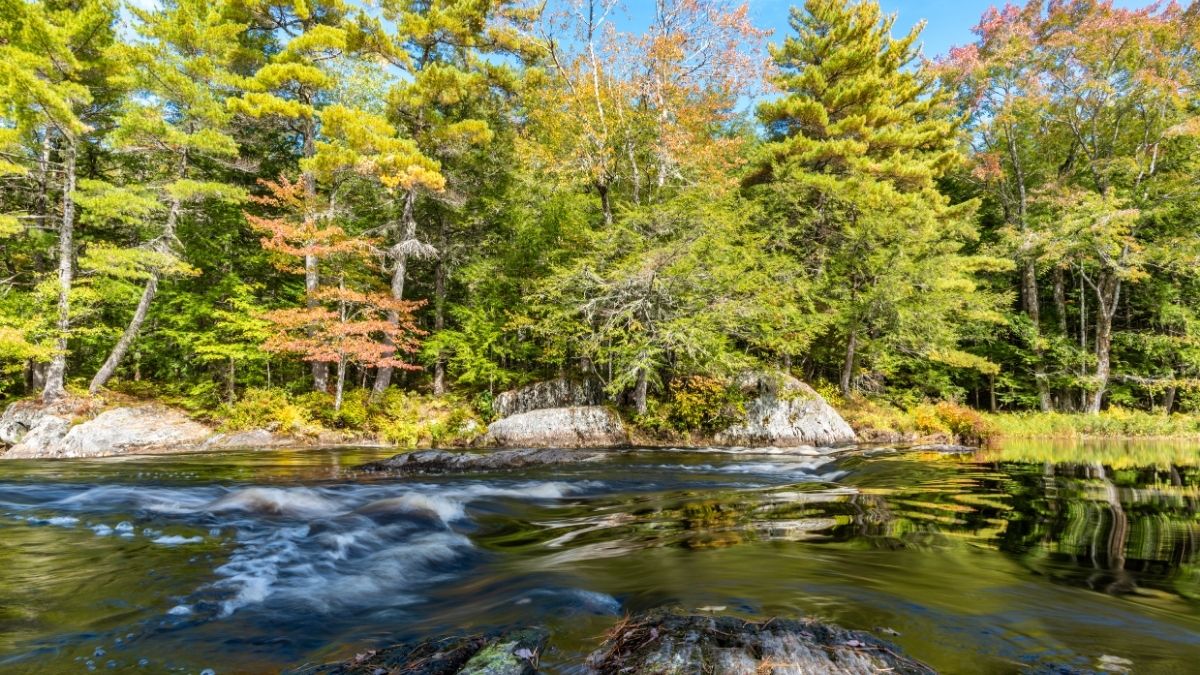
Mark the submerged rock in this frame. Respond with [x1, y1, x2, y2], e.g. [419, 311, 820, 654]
[909, 443, 976, 454]
[585, 609, 934, 675]
[492, 378, 605, 418]
[484, 406, 628, 448]
[294, 627, 548, 675]
[715, 372, 857, 448]
[360, 447, 608, 474]
[204, 428, 299, 449]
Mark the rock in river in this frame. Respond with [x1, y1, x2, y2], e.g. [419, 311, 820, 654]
[359, 448, 608, 474]
[586, 609, 934, 675]
[483, 406, 628, 448]
[294, 611, 935, 674]
[293, 627, 548, 675]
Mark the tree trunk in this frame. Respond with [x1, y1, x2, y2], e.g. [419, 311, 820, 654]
[1162, 380, 1177, 415]
[840, 329, 857, 398]
[372, 190, 417, 396]
[306, 253, 326, 392]
[89, 185, 184, 393]
[226, 357, 236, 403]
[1087, 273, 1121, 414]
[432, 246, 447, 397]
[633, 364, 648, 416]
[596, 181, 612, 227]
[26, 360, 47, 393]
[1021, 261, 1053, 412]
[302, 120, 326, 393]
[89, 272, 159, 394]
[1053, 266, 1068, 335]
[42, 142, 76, 402]
[334, 356, 346, 411]
[1021, 260, 1040, 326]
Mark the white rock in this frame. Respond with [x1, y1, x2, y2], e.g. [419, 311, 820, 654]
[715, 372, 856, 447]
[485, 406, 628, 448]
[6, 405, 212, 459]
[492, 378, 604, 418]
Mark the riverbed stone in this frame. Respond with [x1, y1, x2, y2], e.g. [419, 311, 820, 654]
[484, 406, 628, 448]
[360, 447, 609, 474]
[294, 627, 548, 675]
[585, 609, 934, 675]
[715, 372, 857, 447]
[492, 377, 605, 418]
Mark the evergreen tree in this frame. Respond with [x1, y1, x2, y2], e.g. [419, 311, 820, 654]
[85, 0, 246, 393]
[750, 0, 1005, 398]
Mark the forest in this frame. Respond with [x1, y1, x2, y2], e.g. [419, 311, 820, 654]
[1, 0, 1198, 435]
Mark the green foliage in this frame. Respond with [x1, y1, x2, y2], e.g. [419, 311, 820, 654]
[635, 375, 745, 435]
[219, 387, 314, 434]
[0, 0, 1195, 430]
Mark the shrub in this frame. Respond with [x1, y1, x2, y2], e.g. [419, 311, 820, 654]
[633, 375, 744, 435]
[219, 388, 313, 433]
[932, 401, 997, 445]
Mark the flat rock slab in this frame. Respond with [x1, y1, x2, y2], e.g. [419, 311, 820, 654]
[3, 402, 213, 459]
[359, 448, 609, 475]
[293, 627, 548, 675]
[585, 610, 934, 675]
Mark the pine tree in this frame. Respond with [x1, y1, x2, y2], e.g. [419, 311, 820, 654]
[85, 0, 246, 393]
[751, 0, 1004, 397]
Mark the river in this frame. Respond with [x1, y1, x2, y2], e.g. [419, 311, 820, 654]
[0, 442, 1197, 673]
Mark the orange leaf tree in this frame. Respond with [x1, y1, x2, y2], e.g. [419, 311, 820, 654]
[247, 175, 426, 410]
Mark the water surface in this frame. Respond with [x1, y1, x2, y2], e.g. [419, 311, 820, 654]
[0, 442, 1198, 673]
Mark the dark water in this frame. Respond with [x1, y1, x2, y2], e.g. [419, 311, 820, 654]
[1, 443, 1198, 674]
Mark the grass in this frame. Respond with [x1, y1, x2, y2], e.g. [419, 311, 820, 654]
[985, 408, 1200, 440]
[975, 438, 1200, 469]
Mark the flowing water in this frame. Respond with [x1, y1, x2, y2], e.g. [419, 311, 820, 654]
[1, 442, 1199, 674]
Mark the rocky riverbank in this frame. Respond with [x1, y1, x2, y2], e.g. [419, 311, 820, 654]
[0, 371, 862, 459]
[0, 397, 334, 459]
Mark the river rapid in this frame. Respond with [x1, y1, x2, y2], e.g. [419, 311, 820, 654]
[0, 443, 1198, 673]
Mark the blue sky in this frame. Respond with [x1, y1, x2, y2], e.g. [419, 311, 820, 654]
[622, 0, 1153, 60]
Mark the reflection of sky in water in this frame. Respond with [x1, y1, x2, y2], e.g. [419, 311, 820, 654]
[0, 443, 1197, 673]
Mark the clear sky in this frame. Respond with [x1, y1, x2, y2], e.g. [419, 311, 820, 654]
[622, 0, 1153, 60]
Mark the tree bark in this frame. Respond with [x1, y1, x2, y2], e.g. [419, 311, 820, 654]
[633, 364, 648, 416]
[42, 141, 76, 402]
[372, 189, 417, 396]
[1021, 261, 1053, 412]
[840, 329, 857, 398]
[596, 181, 612, 227]
[1087, 272, 1121, 414]
[432, 244, 447, 397]
[303, 119, 327, 392]
[89, 272, 159, 393]
[334, 356, 347, 411]
[1162, 380, 1177, 415]
[1052, 266, 1068, 334]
